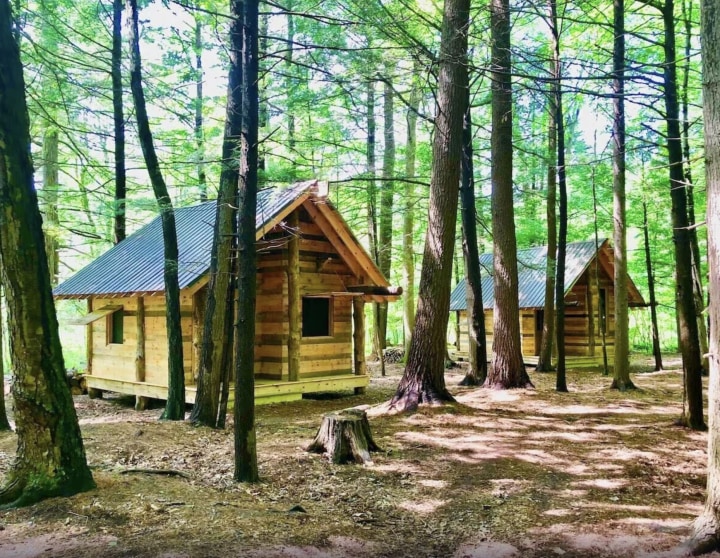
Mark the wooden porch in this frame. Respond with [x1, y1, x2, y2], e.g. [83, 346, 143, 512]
[85, 373, 370, 407]
[450, 350, 614, 370]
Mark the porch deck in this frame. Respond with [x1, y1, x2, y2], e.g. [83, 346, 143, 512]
[451, 351, 613, 369]
[85, 373, 370, 407]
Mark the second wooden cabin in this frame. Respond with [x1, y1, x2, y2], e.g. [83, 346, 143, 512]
[54, 180, 400, 406]
[449, 239, 646, 363]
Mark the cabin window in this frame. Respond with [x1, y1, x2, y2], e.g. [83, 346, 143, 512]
[302, 297, 332, 337]
[599, 288, 607, 334]
[107, 308, 124, 344]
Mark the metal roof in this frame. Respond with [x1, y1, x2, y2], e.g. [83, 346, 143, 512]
[449, 239, 609, 311]
[54, 181, 316, 298]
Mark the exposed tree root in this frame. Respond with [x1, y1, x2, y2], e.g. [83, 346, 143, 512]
[686, 514, 720, 555]
[458, 374, 482, 387]
[609, 378, 636, 391]
[389, 385, 455, 413]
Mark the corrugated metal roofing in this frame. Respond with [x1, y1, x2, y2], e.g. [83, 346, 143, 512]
[54, 181, 316, 298]
[449, 239, 607, 311]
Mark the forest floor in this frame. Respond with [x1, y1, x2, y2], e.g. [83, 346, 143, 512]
[0, 355, 715, 558]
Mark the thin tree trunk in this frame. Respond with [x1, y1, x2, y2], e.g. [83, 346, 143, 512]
[687, 0, 720, 548]
[285, 1, 296, 174]
[486, 0, 532, 389]
[194, 15, 207, 202]
[459, 86, 487, 386]
[681, 0, 709, 375]
[610, 0, 634, 391]
[536, 78, 557, 373]
[402, 66, 420, 358]
[112, 0, 126, 244]
[642, 200, 663, 371]
[390, 0, 469, 411]
[41, 128, 59, 286]
[592, 132, 610, 375]
[551, 0, 568, 393]
[376, 70, 395, 362]
[0, 0, 95, 505]
[127, 0, 185, 420]
[234, 0, 259, 483]
[189, 0, 242, 428]
[660, 0, 704, 427]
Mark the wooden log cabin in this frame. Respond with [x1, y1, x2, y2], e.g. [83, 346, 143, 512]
[54, 180, 400, 406]
[449, 239, 646, 364]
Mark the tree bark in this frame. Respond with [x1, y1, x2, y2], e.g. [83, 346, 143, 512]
[610, 0, 634, 392]
[112, 0, 126, 244]
[0, 284, 10, 431]
[486, 0, 532, 390]
[687, 0, 720, 548]
[126, 0, 185, 420]
[234, 0, 259, 483]
[307, 409, 380, 465]
[0, 0, 95, 505]
[459, 86, 487, 386]
[390, 0, 468, 411]
[189, 0, 242, 428]
[659, 0, 704, 427]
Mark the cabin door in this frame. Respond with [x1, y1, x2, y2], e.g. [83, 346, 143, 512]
[534, 310, 544, 355]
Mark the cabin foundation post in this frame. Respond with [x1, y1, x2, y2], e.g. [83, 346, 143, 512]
[287, 210, 301, 382]
[135, 296, 149, 411]
[85, 299, 104, 399]
[353, 296, 366, 394]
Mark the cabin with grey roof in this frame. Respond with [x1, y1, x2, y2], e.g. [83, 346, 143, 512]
[448, 239, 646, 364]
[54, 181, 400, 406]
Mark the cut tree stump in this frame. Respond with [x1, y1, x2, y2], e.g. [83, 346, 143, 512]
[307, 408, 381, 465]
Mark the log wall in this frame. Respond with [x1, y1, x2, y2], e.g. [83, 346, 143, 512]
[90, 294, 194, 385]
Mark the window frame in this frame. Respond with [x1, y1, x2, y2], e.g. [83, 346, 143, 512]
[301, 296, 333, 338]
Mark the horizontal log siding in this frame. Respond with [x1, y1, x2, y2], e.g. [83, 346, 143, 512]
[91, 294, 194, 385]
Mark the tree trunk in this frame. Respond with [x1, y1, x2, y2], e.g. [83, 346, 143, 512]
[126, 0, 185, 420]
[376, 70, 395, 361]
[459, 86, 487, 386]
[112, 0, 126, 244]
[592, 133, 610, 376]
[189, 0, 242, 428]
[0, 0, 95, 505]
[194, 15, 207, 202]
[402, 65, 420, 358]
[285, 1, 296, 174]
[536, 68, 557, 373]
[486, 0, 532, 390]
[687, 0, 720, 548]
[642, 200, 663, 371]
[390, 0, 468, 411]
[234, 0, 259, 483]
[0, 284, 10, 431]
[660, 0, 704, 427]
[551, 0, 568, 393]
[41, 128, 60, 286]
[610, 0, 634, 392]
[681, 0, 709, 375]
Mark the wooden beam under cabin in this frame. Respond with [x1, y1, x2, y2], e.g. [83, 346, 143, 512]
[287, 210, 301, 382]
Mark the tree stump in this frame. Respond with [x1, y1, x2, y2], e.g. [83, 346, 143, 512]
[307, 408, 381, 465]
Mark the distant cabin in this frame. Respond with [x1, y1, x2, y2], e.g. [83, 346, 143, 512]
[54, 180, 400, 406]
[449, 239, 646, 363]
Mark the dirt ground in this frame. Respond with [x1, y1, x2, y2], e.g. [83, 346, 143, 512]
[0, 356, 717, 558]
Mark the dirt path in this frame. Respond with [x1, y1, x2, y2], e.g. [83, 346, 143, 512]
[0, 357, 716, 557]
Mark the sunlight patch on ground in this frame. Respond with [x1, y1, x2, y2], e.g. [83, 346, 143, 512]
[417, 479, 448, 489]
[453, 540, 519, 558]
[572, 478, 628, 489]
[244, 537, 378, 558]
[397, 498, 447, 514]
